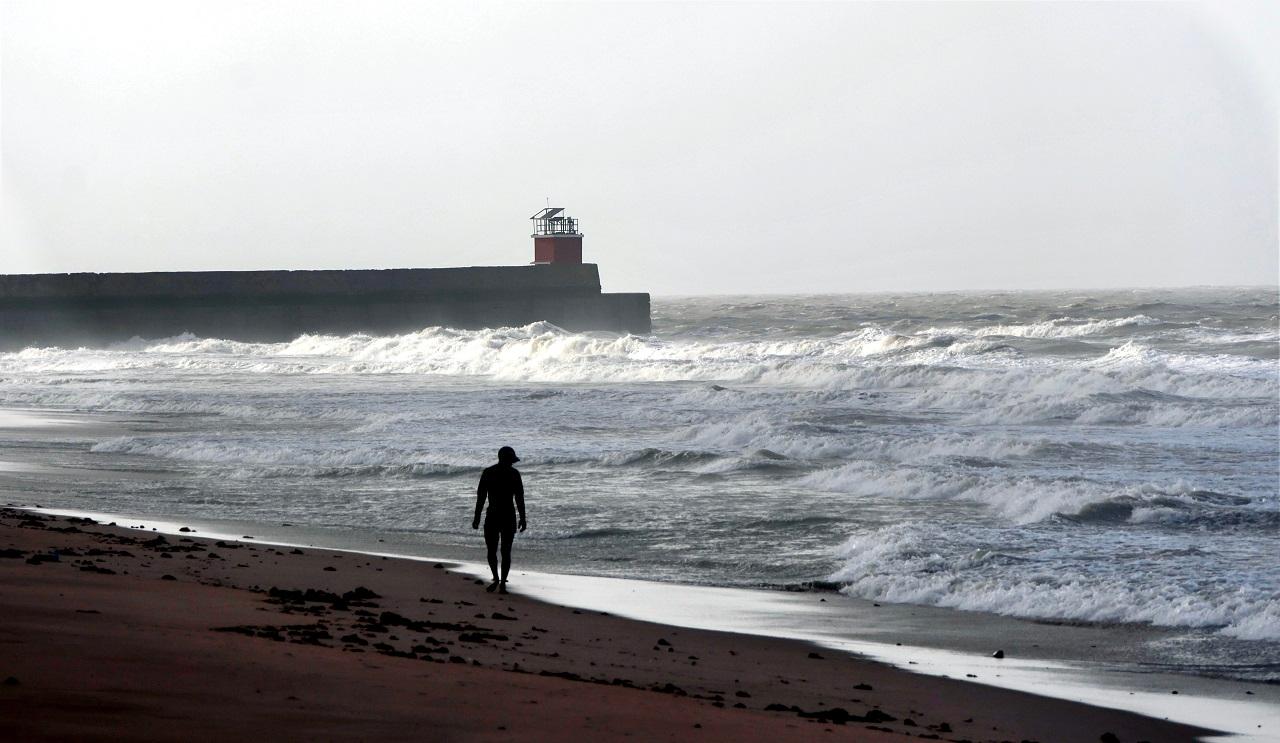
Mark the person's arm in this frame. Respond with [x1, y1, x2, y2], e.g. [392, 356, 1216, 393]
[515, 470, 526, 532]
[473, 471, 487, 529]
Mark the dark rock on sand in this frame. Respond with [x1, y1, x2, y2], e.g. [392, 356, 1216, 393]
[768, 704, 892, 727]
[214, 625, 280, 640]
[2, 676, 18, 686]
[375, 610, 489, 635]
[460, 632, 509, 644]
[379, 611, 411, 626]
[270, 587, 344, 605]
[0, 548, 25, 558]
[796, 707, 857, 725]
[1100, 734, 1120, 743]
[993, 649, 1005, 659]
[807, 652, 824, 660]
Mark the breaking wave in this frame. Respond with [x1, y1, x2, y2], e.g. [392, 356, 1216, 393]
[830, 521, 1280, 641]
[802, 461, 1267, 526]
[89, 436, 482, 479]
[3, 325, 1273, 433]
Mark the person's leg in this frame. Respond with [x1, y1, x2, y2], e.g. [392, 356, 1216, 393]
[483, 521, 500, 585]
[499, 527, 515, 583]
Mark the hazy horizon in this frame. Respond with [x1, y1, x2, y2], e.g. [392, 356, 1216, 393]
[3, 1, 1277, 295]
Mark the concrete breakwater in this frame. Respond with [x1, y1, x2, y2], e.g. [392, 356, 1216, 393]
[0, 264, 650, 349]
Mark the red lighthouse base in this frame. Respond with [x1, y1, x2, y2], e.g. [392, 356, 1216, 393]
[533, 235, 583, 265]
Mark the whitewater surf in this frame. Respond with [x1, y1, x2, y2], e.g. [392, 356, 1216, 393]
[0, 287, 1276, 683]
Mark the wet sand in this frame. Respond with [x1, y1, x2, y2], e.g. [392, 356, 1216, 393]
[0, 509, 1215, 742]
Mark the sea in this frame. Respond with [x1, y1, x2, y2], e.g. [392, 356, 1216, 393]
[1, 287, 1277, 685]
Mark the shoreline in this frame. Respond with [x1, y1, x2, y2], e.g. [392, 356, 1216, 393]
[5, 506, 1274, 741]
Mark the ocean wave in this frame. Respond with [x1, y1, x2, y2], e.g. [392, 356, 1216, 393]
[829, 521, 1280, 640]
[801, 462, 1260, 526]
[89, 436, 480, 478]
[0, 323, 1119, 384]
[0, 387, 367, 422]
[596, 448, 721, 467]
[956, 314, 1166, 339]
[674, 411, 855, 460]
[2, 324, 1274, 408]
[544, 527, 635, 540]
[740, 514, 845, 529]
[87, 436, 797, 478]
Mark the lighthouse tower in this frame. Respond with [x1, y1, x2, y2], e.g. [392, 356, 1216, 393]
[530, 207, 583, 265]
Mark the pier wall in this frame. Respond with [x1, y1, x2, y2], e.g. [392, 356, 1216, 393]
[0, 265, 650, 349]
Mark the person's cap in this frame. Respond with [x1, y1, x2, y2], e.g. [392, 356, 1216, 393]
[498, 446, 520, 463]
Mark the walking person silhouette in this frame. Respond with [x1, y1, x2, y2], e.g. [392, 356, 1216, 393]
[472, 446, 526, 593]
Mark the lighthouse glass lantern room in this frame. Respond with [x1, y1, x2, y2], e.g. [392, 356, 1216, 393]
[530, 207, 583, 265]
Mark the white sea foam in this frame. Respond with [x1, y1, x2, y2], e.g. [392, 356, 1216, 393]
[4, 323, 1273, 433]
[830, 522, 1280, 640]
[800, 461, 1253, 525]
[966, 314, 1164, 339]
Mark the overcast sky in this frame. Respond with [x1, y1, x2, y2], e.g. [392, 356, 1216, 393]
[2, 1, 1276, 295]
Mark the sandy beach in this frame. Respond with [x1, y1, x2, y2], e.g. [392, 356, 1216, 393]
[0, 509, 1214, 742]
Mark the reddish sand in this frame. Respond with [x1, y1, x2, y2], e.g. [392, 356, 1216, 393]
[0, 510, 1211, 742]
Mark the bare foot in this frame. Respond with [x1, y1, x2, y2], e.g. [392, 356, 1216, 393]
[485, 580, 499, 593]
[498, 581, 508, 594]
